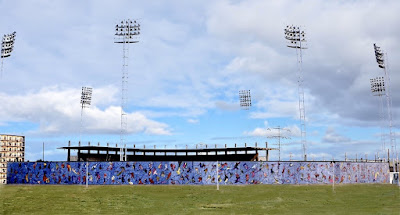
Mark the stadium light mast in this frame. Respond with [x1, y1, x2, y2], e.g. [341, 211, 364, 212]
[239, 90, 252, 110]
[80, 87, 92, 143]
[1, 31, 16, 77]
[284, 25, 307, 161]
[267, 126, 291, 161]
[114, 19, 140, 161]
[369, 77, 386, 155]
[373, 43, 397, 166]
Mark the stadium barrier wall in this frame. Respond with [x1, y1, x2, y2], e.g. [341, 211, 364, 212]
[7, 161, 389, 185]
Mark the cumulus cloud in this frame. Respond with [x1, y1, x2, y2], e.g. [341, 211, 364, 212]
[244, 121, 300, 138]
[0, 86, 171, 136]
[187, 119, 199, 124]
[3, 0, 398, 128]
[0, 0, 399, 161]
[205, 0, 400, 126]
[322, 127, 351, 143]
[215, 101, 240, 111]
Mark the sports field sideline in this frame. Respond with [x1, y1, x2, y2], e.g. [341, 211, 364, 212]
[1, 184, 399, 214]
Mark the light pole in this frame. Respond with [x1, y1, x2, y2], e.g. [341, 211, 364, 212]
[1, 31, 16, 77]
[284, 25, 307, 161]
[114, 19, 140, 161]
[373, 44, 397, 168]
[239, 90, 251, 110]
[80, 87, 92, 144]
[370, 77, 386, 155]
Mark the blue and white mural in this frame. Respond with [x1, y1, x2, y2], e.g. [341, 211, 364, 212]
[7, 161, 390, 185]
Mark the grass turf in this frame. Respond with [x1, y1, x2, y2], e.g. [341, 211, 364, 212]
[1, 184, 399, 214]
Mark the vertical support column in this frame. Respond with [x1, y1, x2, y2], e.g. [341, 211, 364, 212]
[125, 144, 127, 161]
[67, 141, 71, 161]
[256, 149, 258, 161]
[87, 148, 91, 162]
[225, 144, 227, 156]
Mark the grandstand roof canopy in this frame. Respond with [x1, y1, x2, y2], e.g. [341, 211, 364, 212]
[59, 145, 278, 162]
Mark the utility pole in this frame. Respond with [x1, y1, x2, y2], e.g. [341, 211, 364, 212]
[268, 126, 291, 161]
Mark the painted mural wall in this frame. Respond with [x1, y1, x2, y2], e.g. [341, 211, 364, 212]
[7, 161, 389, 185]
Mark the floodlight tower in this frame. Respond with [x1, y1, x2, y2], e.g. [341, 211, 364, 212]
[267, 126, 291, 161]
[373, 44, 397, 164]
[284, 25, 307, 161]
[239, 90, 252, 110]
[80, 87, 92, 143]
[1, 31, 16, 77]
[369, 77, 386, 153]
[114, 19, 140, 161]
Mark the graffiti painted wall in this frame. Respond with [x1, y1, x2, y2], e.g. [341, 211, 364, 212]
[7, 161, 389, 185]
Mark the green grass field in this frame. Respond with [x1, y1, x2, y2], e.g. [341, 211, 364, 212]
[1, 184, 399, 214]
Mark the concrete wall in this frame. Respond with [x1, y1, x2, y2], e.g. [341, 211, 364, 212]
[7, 161, 389, 185]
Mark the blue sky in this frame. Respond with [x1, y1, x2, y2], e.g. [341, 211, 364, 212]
[0, 0, 399, 161]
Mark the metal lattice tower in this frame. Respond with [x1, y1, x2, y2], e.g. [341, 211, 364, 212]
[80, 87, 92, 144]
[370, 77, 386, 153]
[267, 126, 291, 161]
[373, 44, 397, 163]
[114, 19, 140, 161]
[1, 31, 16, 77]
[239, 90, 252, 110]
[284, 25, 307, 161]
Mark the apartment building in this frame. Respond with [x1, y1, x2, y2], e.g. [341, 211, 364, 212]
[0, 134, 25, 184]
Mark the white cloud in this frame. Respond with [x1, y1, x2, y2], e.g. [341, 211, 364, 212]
[244, 122, 300, 138]
[215, 101, 240, 111]
[0, 86, 171, 136]
[204, 0, 400, 127]
[250, 99, 298, 119]
[0, 0, 399, 161]
[322, 127, 351, 143]
[187, 119, 199, 124]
